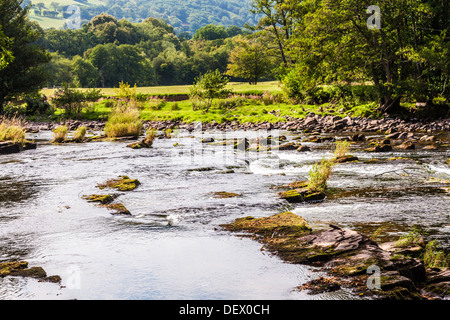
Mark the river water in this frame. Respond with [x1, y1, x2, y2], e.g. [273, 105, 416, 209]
[0, 128, 449, 300]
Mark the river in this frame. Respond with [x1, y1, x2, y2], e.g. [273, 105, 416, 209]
[0, 127, 448, 299]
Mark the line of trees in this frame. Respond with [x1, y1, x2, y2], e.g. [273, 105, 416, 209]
[0, 0, 448, 116]
[247, 0, 449, 112]
[37, 13, 262, 89]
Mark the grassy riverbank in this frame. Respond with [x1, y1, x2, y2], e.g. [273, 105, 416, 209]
[38, 81, 383, 124]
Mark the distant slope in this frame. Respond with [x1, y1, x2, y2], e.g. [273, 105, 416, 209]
[26, 0, 256, 33]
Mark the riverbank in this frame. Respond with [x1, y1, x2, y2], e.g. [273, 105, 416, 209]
[25, 114, 450, 133]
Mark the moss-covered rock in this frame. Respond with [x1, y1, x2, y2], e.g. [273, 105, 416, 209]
[334, 155, 359, 163]
[0, 261, 61, 283]
[278, 187, 326, 203]
[100, 203, 131, 215]
[97, 176, 140, 191]
[82, 194, 117, 204]
[210, 191, 242, 198]
[221, 212, 311, 238]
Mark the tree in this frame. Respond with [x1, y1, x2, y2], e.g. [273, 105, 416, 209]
[0, 28, 14, 70]
[249, 0, 295, 66]
[189, 69, 230, 112]
[226, 35, 274, 84]
[193, 24, 228, 41]
[283, 0, 449, 112]
[71, 55, 100, 88]
[0, 0, 50, 114]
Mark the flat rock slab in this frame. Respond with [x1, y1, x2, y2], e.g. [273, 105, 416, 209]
[222, 212, 447, 300]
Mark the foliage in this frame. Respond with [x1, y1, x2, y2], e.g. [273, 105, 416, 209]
[0, 27, 14, 70]
[226, 35, 275, 84]
[0, 0, 51, 114]
[423, 240, 449, 268]
[104, 102, 143, 138]
[52, 125, 68, 143]
[24, 94, 51, 115]
[334, 140, 350, 159]
[0, 115, 26, 144]
[307, 158, 333, 193]
[51, 84, 87, 116]
[189, 69, 231, 112]
[283, 0, 449, 113]
[114, 81, 138, 100]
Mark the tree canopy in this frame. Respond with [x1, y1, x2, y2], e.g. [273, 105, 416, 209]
[0, 0, 50, 113]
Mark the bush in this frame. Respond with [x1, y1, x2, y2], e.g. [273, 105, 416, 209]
[51, 84, 86, 116]
[334, 140, 350, 159]
[25, 94, 51, 115]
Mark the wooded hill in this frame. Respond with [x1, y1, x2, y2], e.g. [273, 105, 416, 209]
[25, 0, 257, 34]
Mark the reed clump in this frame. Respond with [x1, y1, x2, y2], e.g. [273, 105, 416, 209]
[334, 140, 351, 159]
[52, 125, 68, 143]
[0, 116, 26, 145]
[104, 102, 143, 138]
[73, 126, 87, 142]
[307, 158, 333, 193]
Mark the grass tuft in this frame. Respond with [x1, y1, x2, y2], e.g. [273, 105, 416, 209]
[307, 158, 333, 193]
[0, 116, 27, 145]
[104, 103, 143, 138]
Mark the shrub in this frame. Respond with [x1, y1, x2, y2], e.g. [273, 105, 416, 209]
[51, 84, 86, 116]
[25, 94, 51, 115]
[0, 116, 26, 144]
[52, 125, 68, 143]
[307, 158, 333, 193]
[189, 69, 231, 112]
[114, 81, 137, 100]
[104, 105, 143, 138]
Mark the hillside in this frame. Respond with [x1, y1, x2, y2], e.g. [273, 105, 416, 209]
[26, 0, 257, 34]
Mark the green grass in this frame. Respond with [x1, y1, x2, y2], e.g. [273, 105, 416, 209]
[44, 81, 383, 123]
[28, 0, 103, 30]
[42, 81, 282, 97]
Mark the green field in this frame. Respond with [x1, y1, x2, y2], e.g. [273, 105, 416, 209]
[41, 81, 283, 97]
[28, 0, 102, 29]
[46, 80, 379, 124]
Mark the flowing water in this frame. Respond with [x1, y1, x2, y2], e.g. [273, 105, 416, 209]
[0, 128, 449, 300]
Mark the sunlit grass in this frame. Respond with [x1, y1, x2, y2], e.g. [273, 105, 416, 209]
[0, 116, 26, 145]
[52, 125, 68, 143]
[104, 103, 143, 138]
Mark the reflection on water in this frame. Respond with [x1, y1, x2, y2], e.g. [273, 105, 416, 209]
[0, 129, 449, 300]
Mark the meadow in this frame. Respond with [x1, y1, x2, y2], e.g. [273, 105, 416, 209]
[46, 80, 379, 124]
